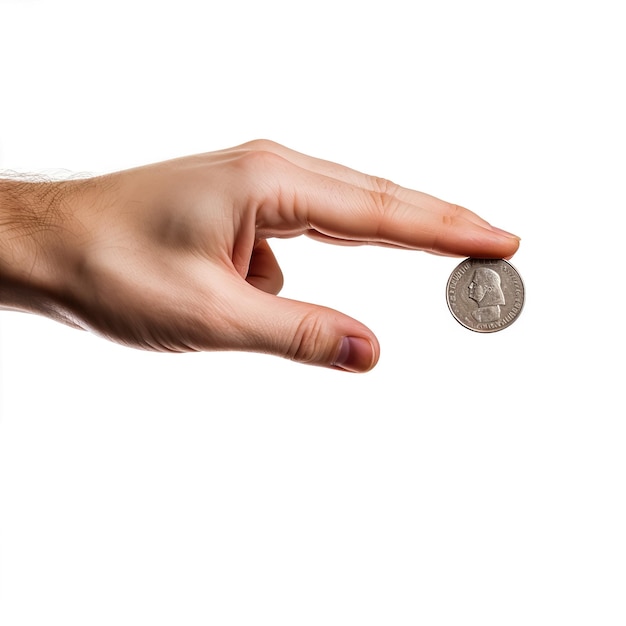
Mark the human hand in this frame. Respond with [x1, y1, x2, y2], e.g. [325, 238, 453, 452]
[0, 140, 519, 372]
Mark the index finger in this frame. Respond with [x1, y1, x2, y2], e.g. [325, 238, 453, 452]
[236, 139, 512, 235]
[252, 153, 520, 259]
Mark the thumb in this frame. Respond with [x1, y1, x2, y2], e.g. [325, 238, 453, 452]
[226, 284, 380, 373]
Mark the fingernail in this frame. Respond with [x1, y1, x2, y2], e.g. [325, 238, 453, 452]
[490, 226, 521, 240]
[333, 337, 375, 373]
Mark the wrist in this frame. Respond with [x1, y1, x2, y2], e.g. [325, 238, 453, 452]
[0, 178, 79, 318]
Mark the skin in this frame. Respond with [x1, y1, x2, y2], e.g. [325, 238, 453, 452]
[0, 139, 520, 372]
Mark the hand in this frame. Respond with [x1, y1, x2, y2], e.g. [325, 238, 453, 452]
[0, 140, 519, 372]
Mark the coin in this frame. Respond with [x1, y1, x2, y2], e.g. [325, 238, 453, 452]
[446, 258, 524, 332]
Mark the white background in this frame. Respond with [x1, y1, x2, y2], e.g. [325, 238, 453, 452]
[0, 1, 624, 624]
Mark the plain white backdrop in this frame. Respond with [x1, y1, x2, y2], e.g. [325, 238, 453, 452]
[0, 1, 624, 624]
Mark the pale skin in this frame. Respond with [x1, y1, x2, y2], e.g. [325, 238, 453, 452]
[0, 139, 520, 372]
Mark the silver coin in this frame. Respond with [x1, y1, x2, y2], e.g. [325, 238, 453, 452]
[446, 258, 524, 332]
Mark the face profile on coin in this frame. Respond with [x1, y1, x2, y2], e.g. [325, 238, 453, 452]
[446, 258, 524, 332]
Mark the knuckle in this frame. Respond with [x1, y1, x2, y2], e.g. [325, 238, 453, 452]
[234, 147, 287, 179]
[369, 176, 400, 213]
[367, 176, 401, 237]
[239, 138, 282, 152]
[287, 312, 329, 364]
[441, 203, 463, 227]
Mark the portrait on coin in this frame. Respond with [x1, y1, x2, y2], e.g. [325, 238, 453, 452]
[468, 267, 505, 323]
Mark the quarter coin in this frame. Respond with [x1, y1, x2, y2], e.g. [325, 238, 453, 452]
[446, 258, 524, 332]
